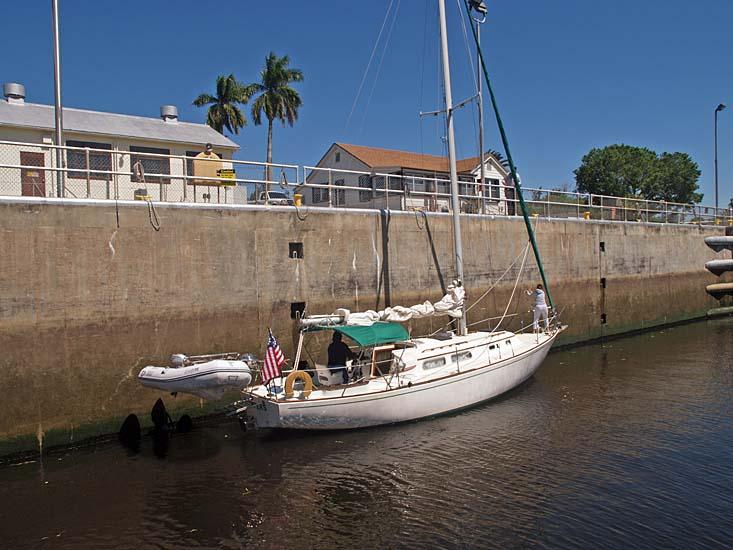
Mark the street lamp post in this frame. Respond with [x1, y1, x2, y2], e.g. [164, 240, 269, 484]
[52, 0, 65, 197]
[714, 103, 726, 211]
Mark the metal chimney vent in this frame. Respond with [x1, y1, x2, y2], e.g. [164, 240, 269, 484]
[160, 105, 178, 122]
[3, 83, 26, 104]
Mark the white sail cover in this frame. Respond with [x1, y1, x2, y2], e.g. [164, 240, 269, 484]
[341, 282, 465, 326]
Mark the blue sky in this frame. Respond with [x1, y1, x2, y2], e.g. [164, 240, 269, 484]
[1, 0, 731, 204]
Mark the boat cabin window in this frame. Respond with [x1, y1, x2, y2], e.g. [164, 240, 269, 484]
[423, 357, 446, 370]
[451, 351, 472, 363]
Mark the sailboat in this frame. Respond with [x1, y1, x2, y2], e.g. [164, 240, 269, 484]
[240, 0, 565, 430]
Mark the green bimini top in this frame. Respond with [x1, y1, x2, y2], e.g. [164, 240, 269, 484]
[305, 322, 409, 347]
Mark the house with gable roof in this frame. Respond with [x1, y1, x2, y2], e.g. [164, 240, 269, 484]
[306, 142, 513, 214]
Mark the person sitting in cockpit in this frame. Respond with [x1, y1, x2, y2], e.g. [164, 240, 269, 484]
[328, 332, 355, 384]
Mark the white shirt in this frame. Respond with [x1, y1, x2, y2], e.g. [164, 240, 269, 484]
[533, 289, 547, 308]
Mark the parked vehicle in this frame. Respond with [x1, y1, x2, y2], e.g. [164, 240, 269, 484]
[259, 191, 293, 206]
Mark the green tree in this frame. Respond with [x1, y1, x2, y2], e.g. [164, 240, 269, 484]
[647, 152, 702, 203]
[574, 144, 702, 204]
[193, 74, 249, 135]
[245, 52, 303, 184]
[574, 144, 657, 198]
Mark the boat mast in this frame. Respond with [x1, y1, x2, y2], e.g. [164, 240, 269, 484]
[437, 0, 467, 336]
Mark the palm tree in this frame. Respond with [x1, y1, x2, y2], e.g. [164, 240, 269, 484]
[245, 52, 303, 185]
[485, 149, 510, 171]
[193, 74, 249, 135]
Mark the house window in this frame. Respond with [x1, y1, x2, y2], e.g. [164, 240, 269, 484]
[373, 175, 386, 197]
[458, 175, 475, 197]
[485, 178, 501, 199]
[388, 175, 402, 191]
[334, 179, 346, 206]
[130, 146, 170, 184]
[335, 151, 341, 163]
[186, 151, 198, 181]
[66, 140, 112, 180]
[358, 174, 372, 202]
[312, 186, 329, 203]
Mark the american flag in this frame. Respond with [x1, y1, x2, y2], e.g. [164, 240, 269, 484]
[262, 329, 285, 385]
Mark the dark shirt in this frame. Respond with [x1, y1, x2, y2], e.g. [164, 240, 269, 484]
[328, 341, 354, 366]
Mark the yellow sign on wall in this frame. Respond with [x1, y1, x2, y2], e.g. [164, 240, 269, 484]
[217, 168, 236, 186]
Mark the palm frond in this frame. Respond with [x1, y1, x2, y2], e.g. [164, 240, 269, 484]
[192, 93, 217, 107]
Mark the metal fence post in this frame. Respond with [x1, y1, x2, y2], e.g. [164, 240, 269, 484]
[85, 147, 91, 198]
[182, 156, 188, 202]
[600, 195, 604, 220]
[107, 149, 113, 200]
[328, 169, 333, 208]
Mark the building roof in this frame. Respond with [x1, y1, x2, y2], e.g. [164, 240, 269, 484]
[0, 101, 238, 149]
[336, 142, 504, 174]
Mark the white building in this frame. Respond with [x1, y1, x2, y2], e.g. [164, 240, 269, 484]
[306, 142, 513, 214]
[0, 82, 239, 202]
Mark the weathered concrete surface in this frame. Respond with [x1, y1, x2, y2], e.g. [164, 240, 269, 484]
[0, 198, 729, 454]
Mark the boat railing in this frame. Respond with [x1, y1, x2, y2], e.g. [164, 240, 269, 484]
[1, 138, 731, 227]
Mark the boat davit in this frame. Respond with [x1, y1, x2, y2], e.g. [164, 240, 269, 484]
[138, 352, 253, 400]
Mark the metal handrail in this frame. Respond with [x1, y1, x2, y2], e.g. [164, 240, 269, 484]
[1, 139, 732, 224]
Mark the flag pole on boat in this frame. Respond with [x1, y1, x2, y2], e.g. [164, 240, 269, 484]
[437, 0, 467, 336]
[461, 0, 555, 310]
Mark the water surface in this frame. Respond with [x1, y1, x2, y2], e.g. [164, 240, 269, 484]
[1, 318, 732, 549]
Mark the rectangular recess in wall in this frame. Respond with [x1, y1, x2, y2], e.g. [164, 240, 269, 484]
[599, 241, 605, 253]
[600, 277, 607, 288]
[289, 242, 304, 259]
[601, 313, 607, 324]
[291, 302, 306, 320]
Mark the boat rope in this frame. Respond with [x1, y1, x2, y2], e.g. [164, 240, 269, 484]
[345, 0, 395, 131]
[460, 0, 554, 310]
[282, 169, 309, 222]
[488, 241, 530, 334]
[359, 0, 401, 135]
[132, 161, 161, 231]
[465, 240, 530, 314]
[414, 208, 426, 230]
[466, 312, 518, 328]
[428, 240, 530, 337]
[455, 0, 479, 155]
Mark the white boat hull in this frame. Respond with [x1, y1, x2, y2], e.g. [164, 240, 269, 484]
[247, 331, 557, 430]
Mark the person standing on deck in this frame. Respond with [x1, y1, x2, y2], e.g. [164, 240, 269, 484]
[527, 284, 549, 332]
[328, 332, 355, 384]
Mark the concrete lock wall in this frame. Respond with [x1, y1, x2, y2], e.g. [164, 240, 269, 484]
[0, 198, 729, 454]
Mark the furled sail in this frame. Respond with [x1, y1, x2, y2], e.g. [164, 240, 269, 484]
[342, 281, 465, 326]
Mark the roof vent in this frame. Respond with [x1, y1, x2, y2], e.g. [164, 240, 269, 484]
[160, 105, 178, 123]
[3, 83, 25, 105]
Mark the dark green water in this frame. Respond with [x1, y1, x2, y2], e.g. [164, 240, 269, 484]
[1, 318, 732, 549]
